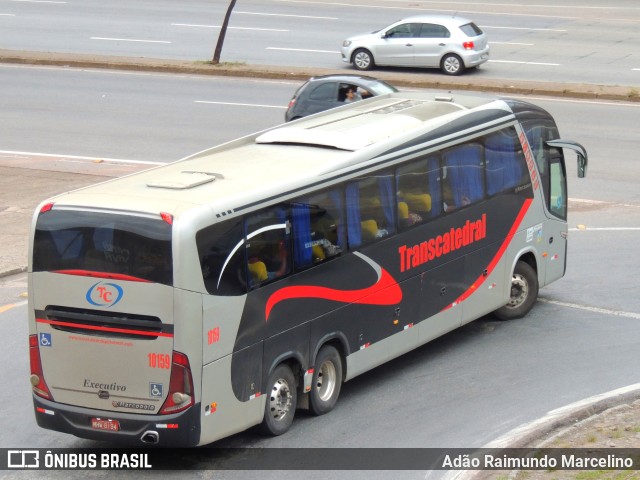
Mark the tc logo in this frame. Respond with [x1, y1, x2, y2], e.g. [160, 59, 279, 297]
[86, 282, 124, 307]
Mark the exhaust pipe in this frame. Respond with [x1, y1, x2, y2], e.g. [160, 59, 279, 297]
[140, 430, 159, 444]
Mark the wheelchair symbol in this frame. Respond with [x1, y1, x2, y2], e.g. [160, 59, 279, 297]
[150, 383, 163, 398]
[39, 333, 52, 347]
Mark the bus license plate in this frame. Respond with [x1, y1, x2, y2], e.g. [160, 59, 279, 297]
[91, 418, 120, 431]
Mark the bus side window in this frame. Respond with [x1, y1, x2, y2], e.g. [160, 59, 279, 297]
[245, 205, 291, 289]
[485, 128, 528, 196]
[396, 154, 442, 229]
[442, 143, 485, 212]
[292, 189, 344, 270]
[346, 173, 396, 248]
[196, 218, 247, 296]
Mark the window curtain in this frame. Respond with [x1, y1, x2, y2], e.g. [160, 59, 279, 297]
[345, 183, 361, 249]
[292, 204, 312, 268]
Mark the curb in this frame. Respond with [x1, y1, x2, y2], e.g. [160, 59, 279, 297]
[1, 49, 638, 103]
[442, 383, 640, 480]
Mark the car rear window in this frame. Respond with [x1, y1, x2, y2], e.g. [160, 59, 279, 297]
[459, 22, 483, 37]
[33, 209, 173, 285]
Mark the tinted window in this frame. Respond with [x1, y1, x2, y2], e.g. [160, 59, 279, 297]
[485, 129, 529, 196]
[386, 23, 416, 38]
[396, 155, 442, 229]
[34, 210, 172, 285]
[292, 189, 345, 269]
[442, 143, 485, 212]
[308, 83, 336, 101]
[346, 172, 396, 248]
[246, 205, 291, 289]
[418, 23, 450, 38]
[197, 218, 247, 295]
[459, 22, 483, 36]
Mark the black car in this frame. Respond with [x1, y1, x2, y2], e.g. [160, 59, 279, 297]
[284, 74, 398, 122]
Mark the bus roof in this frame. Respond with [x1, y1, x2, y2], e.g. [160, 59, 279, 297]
[44, 92, 519, 220]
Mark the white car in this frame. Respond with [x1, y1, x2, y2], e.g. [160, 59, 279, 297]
[341, 15, 490, 76]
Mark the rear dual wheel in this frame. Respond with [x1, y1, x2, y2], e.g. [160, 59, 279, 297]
[310, 345, 343, 416]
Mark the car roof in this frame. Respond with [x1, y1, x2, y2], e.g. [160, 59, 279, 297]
[391, 14, 474, 27]
[308, 74, 385, 83]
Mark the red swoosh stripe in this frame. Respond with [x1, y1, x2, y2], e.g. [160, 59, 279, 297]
[265, 266, 402, 321]
[37, 318, 174, 338]
[445, 198, 533, 309]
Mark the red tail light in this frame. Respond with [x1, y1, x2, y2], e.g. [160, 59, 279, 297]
[463, 41, 475, 50]
[287, 98, 296, 110]
[39, 202, 54, 215]
[159, 351, 194, 414]
[29, 335, 52, 399]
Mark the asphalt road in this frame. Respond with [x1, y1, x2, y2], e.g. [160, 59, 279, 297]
[0, 0, 639, 86]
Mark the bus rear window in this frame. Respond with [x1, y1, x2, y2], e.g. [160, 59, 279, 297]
[33, 209, 173, 285]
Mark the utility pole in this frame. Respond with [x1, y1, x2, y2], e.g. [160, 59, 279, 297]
[212, 0, 237, 64]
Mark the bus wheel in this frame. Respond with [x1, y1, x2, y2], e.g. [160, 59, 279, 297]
[261, 364, 297, 436]
[494, 261, 539, 321]
[310, 345, 343, 416]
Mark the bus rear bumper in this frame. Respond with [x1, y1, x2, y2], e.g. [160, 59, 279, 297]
[33, 395, 201, 447]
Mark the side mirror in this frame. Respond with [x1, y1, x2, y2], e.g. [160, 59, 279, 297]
[546, 140, 588, 178]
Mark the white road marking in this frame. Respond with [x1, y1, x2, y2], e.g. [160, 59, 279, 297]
[539, 298, 640, 320]
[91, 37, 171, 44]
[266, 47, 340, 54]
[235, 11, 337, 20]
[194, 100, 286, 109]
[482, 25, 567, 32]
[172, 23, 288, 32]
[490, 41, 534, 46]
[489, 59, 561, 66]
[273, 0, 577, 19]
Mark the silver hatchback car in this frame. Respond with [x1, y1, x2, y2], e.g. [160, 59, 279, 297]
[341, 15, 489, 75]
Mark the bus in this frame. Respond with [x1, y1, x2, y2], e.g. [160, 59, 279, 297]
[28, 92, 587, 446]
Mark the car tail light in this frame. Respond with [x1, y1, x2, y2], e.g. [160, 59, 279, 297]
[159, 351, 194, 414]
[287, 98, 296, 110]
[463, 41, 475, 50]
[29, 335, 53, 399]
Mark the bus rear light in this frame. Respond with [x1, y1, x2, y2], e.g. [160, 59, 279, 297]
[29, 335, 52, 399]
[463, 41, 475, 50]
[39, 202, 54, 215]
[159, 351, 194, 415]
[160, 212, 173, 225]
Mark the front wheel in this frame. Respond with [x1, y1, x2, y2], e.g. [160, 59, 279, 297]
[260, 363, 297, 436]
[494, 260, 539, 320]
[310, 345, 343, 416]
[352, 48, 374, 71]
[440, 53, 464, 76]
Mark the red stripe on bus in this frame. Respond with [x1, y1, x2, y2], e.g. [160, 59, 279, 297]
[445, 198, 534, 309]
[52, 270, 152, 283]
[265, 265, 402, 321]
[36, 318, 173, 338]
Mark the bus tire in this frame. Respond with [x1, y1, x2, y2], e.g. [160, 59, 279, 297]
[309, 345, 343, 416]
[260, 363, 297, 436]
[494, 260, 539, 321]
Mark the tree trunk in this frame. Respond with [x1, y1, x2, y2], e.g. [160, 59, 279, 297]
[212, 0, 237, 64]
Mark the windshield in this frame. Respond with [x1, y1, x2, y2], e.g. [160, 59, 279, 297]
[368, 81, 399, 95]
[33, 209, 173, 285]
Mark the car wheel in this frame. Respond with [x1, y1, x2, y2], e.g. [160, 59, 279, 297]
[352, 49, 374, 71]
[260, 363, 297, 436]
[494, 261, 539, 320]
[309, 345, 342, 416]
[441, 53, 464, 76]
